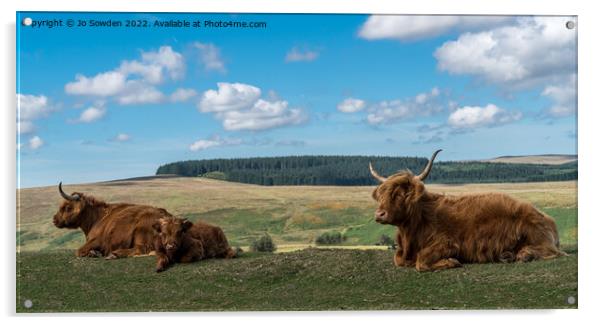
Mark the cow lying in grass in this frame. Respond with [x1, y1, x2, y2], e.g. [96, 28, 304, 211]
[153, 217, 237, 272]
[369, 149, 567, 272]
[53, 182, 172, 258]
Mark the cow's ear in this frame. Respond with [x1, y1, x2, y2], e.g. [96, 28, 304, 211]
[152, 222, 162, 233]
[182, 219, 193, 232]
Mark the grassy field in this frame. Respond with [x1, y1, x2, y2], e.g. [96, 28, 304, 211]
[17, 248, 577, 312]
[17, 177, 578, 250]
[16, 177, 578, 312]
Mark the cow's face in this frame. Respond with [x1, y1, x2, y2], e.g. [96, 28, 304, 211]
[371, 173, 425, 225]
[52, 193, 87, 229]
[154, 218, 193, 255]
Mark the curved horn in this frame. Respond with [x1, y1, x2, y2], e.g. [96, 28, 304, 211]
[416, 149, 442, 181]
[369, 162, 387, 183]
[58, 182, 80, 201]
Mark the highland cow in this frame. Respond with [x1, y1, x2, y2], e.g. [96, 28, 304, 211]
[153, 217, 236, 272]
[369, 150, 566, 271]
[52, 182, 172, 258]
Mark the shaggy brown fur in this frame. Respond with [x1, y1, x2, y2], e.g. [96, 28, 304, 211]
[370, 150, 566, 272]
[154, 217, 236, 272]
[52, 184, 172, 258]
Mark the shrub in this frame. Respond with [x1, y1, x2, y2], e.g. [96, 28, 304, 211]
[250, 233, 277, 252]
[315, 231, 346, 245]
[377, 234, 396, 249]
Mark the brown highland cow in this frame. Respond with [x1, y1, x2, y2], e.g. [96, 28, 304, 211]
[153, 217, 236, 272]
[369, 150, 567, 271]
[52, 182, 171, 258]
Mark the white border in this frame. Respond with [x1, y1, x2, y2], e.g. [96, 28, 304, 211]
[3, 0, 600, 324]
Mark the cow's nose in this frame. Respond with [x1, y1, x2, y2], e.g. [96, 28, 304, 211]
[375, 210, 387, 219]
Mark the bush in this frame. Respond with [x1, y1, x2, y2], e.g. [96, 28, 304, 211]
[315, 231, 346, 245]
[376, 234, 396, 249]
[250, 233, 276, 252]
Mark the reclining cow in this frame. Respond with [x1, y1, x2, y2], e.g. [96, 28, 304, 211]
[153, 217, 237, 272]
[52, 182, 172, 258]
[369, 150, 567, 271]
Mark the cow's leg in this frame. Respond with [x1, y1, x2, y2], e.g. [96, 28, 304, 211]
[516, 244, 565, 262]
[155, 252, 171, 272]
[415, 242, 461, 272]
[393, 230, 414, 267]
[179, 252, 201, 263]
[76, 240, 103, 257]
[105, 248, 137, 260]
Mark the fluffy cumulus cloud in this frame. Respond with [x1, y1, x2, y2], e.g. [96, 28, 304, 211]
[193, 42, 226, 72]
[170, 88, 198, 102]
[199, 82, 261, 113]
[541, 74, 577, 118]
[434, 17, 577, 116]
[189, 135, 243, 152]
[198, 82, 306, 131]
[358, 15, 513, 42]
[71, 104, 107, 124]
[337, 98, 366, 113]
[28, 136, 44, 150]
[365, 87, 443, 125]
[17, 94, 56, 134]
[65, 46, 184, 105]
[448, 104, 522, 129]
[285, 47, 319, 62]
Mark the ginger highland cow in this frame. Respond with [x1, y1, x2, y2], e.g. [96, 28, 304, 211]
[369, 150, 566, 271]
[153, 217, 236, 272]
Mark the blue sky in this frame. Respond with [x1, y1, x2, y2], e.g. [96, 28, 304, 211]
[16, 13, 577, 188]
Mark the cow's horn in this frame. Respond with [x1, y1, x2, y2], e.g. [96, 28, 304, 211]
[416, 149, 442, 181]
[59, 182, 80, 201]
[369, 162, 387, 183]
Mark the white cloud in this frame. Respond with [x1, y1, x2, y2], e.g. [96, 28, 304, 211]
[199, 82, 261, 113]
[116, 81, 164, 105]
[72, 105, 106, 123]
[17, 94, 52, 120]
[541, 74, 576, 118]
[113, 133, 131, 142]
[434, 17, 576, 88]
[17, 94, 56, 135]
[170, 88, 198, 102]
[189, 135, 243, 152]
[193, 42, 226, 72]
[28, 136, 44, 149]
[337, 98, 366, 113]
[434, 17, 576, 118]
[448, 104, 522, 129]
[138, 45, 185, 80]
[64, 46, 184, 106]
[197, 82, 307, 131]
[366, 87, 442, 125]
[65, 71, 128, 96]
[285, 47, 319, 62]
[221, 99, 306, 131]
[358, 15, 513, 41]
[17, 121, 35, 134]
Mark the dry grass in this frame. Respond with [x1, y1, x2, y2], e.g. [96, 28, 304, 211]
[17, 177, 577, 251]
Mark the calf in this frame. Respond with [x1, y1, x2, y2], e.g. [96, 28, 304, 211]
[153, 217, 236, 272]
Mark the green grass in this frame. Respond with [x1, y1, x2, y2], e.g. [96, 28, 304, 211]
[16, 249, 577, 312]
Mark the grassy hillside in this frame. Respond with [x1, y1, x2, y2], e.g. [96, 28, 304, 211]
[16, 178, 578, 312]
[17, 249, 577, 312]
[17, 178, 578, 251]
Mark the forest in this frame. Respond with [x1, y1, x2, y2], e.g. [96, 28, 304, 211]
[155, 156, 577, 185]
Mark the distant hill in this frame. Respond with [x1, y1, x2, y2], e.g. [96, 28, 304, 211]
[156, 155, 577, 186]
[484, 154, 577, 165]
